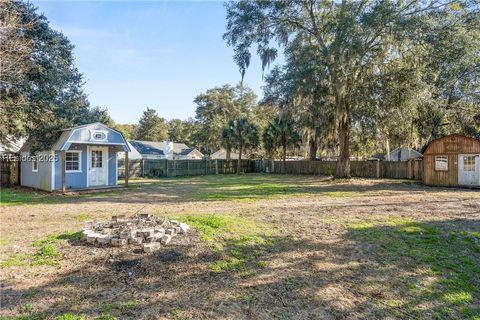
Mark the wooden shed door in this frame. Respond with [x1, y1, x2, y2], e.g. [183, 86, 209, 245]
[458, 154, 480, 186]
[88, 146, 108, 186]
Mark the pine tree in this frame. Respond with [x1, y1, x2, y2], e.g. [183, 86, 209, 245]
[135, 108, 168, 141]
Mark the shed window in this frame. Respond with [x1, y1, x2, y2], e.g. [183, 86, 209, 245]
[463, 156, 476, 172]
[93, 132, 105, 140]
[435, 155, 448, 171]
[32, 157, 38, 172]
[90, 130, 108, 141]
[66, 151, 81, 172]
[91, 150, 103, 168]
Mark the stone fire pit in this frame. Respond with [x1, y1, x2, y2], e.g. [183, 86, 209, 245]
[82, 214, 190, 253]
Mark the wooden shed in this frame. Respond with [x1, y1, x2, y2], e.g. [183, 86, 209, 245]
[19, 122, 130, 191]
[423, 134, 480, 187]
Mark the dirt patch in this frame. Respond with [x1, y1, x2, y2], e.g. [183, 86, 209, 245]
[1, 175, 479, 319]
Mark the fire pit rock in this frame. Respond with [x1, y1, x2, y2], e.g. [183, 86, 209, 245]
[82, 214, 190, 253]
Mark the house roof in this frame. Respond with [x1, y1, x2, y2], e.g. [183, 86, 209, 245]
[177, 148, 196, 156]
[424, 134, 480, 155]
[20, 123, 130, 152]
[122, 141, 143, 159]
[369, 153, 385, 160]
[389, 146, 423, 158]
[128, 140, 202, 157]
[0, 136, 26, 154]
[370, 146, 422, 161]
[129, 140, 165, 156]
[210, 148, 240, 159]
[50, 130, 72, 151]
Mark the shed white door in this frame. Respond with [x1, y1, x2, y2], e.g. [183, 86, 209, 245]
[88, 146, 108, 186]
[458, 154, 480, 186]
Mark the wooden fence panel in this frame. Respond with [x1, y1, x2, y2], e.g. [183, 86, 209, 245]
[222, 160, 237, 174]
[117, 158, 422, 181]
[117, 159, 259, 178]
[1, 157, 20, 185]
[118, 159, 143, 178]
[1, 158, 12, 185]
[270, 160, 337, 175]
[381, 161, 408, 179]
[350, 161, 377, 178]
[145, 159, 166, 177]
[311, 161, 337, 176]
[415, 160, 423, 180]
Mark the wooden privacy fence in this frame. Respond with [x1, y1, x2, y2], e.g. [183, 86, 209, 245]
[265, 159, 423, 180]
[0, 156, 20, 185]
[118, 158, 423, 180]
[0, 157, 423, 187]
[118, 159, 256, 178]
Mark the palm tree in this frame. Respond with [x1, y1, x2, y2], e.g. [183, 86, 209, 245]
[222, 118, 259, 174]
[221, 127, 235, 160]
[263, 116, 301, 174]
[262, 123, 277, 159]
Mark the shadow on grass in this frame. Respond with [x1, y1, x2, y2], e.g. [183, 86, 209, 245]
[347, 218, 480, 319]
[3, 174, 474, 206]
[0, 186, 130, 206]
[2, 218, 478, 319]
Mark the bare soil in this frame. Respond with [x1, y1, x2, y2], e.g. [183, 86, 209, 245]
[1, 175, 479, 319]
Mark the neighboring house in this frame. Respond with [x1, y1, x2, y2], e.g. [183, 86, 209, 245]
[210, 148, 240, 160]
[369, 153, 385, 161]
[117, 141, 143, 160]
[19, 123, 130, 191]
[0, 136, 26, 154]
[127, 140, 203, 160]
[176, 147, 204, 160]
[423, 134, 480, 187]
[370, 146, 423, 161]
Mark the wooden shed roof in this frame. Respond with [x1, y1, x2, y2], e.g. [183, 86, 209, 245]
[424, 134, 480, 155]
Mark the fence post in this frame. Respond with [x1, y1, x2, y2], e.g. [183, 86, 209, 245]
[124, 152, 129, 187]
[375, 160, 380, 178]
[165, 159, 168, 177]
[61, 150, 66, 193]
[141, 159, 145, 177]
[414, 159, 420, 180]
[11, 159, 19, 185]
[187, 160, 190, 176]
[215, 159, 218, 174]
[18, 157, 21, 185]
[205, 159, 208, 175]
[407, 160, 413, 179]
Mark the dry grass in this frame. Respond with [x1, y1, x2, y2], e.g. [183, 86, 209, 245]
[1, 174, 479, 319]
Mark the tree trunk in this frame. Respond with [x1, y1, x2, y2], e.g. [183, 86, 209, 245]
[226, 148, 231, 161]
[385, 137, 390, 161]
[282, 141, 287, 174]
[333, 71, 351, 179]
[309, 130, 317, 160]
[336, 114, 350, 178]
[237, 145, 242, 174]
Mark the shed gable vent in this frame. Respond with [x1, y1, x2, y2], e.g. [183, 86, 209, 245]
[90, 130, 108, 142]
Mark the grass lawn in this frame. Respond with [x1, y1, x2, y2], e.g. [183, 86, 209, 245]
[1, 174, 479, 319]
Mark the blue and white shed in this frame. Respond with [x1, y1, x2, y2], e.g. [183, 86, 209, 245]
[19, 123, 130, 191]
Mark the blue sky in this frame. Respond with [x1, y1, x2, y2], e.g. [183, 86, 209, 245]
[32, 1, 272, 124]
